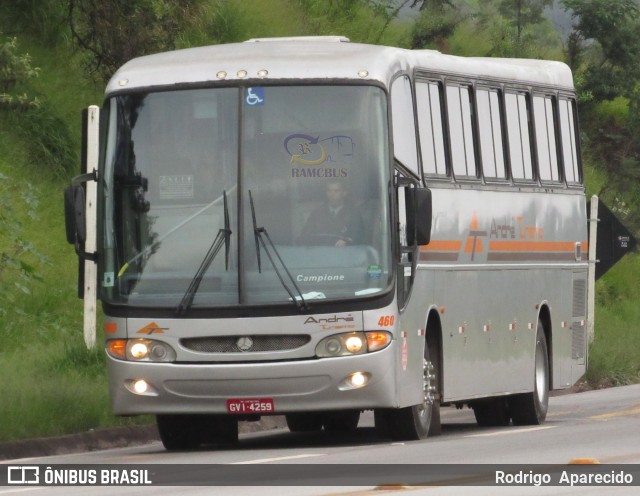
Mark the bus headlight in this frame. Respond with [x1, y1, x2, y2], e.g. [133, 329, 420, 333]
[315, 331, 392, 357]
[106, 339, 176, 362]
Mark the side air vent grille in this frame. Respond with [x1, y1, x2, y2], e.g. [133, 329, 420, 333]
[571, 322, 586, 360]
[573, 278, 587, 318]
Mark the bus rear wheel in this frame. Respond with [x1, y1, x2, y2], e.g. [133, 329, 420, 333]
[472, 397, 510, 426]
[509, 322, 549, 425]
[376, 344, 439, 441]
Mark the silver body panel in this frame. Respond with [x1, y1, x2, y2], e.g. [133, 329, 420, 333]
[417, 187, 588, 402]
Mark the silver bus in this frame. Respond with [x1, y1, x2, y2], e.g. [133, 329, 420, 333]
[65, 37, 588, 449]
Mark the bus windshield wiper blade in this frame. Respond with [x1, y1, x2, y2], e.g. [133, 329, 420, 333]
[176, 190, 231, 316]
[117, 185, 236, 279]
[249, 190, 309, 312]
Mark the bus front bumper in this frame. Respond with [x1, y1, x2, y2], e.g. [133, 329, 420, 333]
[106, 347, 397, 416]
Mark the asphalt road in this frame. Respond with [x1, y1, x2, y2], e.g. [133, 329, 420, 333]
[3, 384, 640, 495]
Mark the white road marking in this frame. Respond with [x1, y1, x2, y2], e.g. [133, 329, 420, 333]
[464, 425, 555, 438]
[0, 489, 43, 495]
[231, 453, 326, 464]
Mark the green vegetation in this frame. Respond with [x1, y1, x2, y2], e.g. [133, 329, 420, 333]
[1, 0, 639, 442]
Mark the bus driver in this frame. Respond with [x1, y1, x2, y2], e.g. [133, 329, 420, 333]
[299, 179, 365, 247]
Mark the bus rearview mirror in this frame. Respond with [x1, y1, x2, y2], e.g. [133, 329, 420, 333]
[406, 188, 432, 246]
[64, 184, 86, 245]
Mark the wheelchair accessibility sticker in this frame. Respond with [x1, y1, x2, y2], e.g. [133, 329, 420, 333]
[245, 87, 265, 106]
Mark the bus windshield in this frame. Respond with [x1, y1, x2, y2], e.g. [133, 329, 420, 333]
[101, 85, 392, 309]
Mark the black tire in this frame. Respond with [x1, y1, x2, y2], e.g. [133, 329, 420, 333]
[509, 322, 549, 425]
[379, 343, 439, 441]
[206, 415, 239, 445]
[157, 414, 200, 450]
[472, 397, 511, 427]
[157, 414, 238, 450]
[285, 413, 324, 433]
[323, 410, 360, 432]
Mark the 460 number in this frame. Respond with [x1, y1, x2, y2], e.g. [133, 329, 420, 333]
[377, 315, 395, 327]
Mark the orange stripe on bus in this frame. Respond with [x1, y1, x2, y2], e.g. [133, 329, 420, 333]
[420, 240, 588, 255]
[421, 240, 463, 252]
[489, 241, 578, 252]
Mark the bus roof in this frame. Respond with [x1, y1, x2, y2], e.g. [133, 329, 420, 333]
[106, 37, 575, 95]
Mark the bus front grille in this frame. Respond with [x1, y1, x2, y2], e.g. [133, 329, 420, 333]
[180, 335, 311, 353]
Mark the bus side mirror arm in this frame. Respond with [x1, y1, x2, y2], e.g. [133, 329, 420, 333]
[406, 188, 432, 246]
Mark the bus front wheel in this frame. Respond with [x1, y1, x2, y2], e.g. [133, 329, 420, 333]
[376, 343, 440, 440]
[156, 414, 238, 450]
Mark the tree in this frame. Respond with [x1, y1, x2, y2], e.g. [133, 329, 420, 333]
[498, 0, 552, 47]
[563, 0, 640, 101]
[562, 0, 640, 234]
[480, 0, 554, 58]
[410, 0, 465, 51]
[67, 0, 204, 82]
[0, 35, 40, 110]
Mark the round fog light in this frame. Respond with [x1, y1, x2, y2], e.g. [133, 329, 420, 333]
[125, 379, 158, 396]
[133, 380, 148, 394]
[350, 372, 367, 387]
[338, 371, 371, 391]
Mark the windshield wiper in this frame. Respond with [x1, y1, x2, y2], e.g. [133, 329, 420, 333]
[249, 190, 309, 312]
[117, 185, 236, 279]
[176, 190, 231, 316]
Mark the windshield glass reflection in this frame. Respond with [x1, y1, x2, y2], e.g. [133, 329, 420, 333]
[102, 85, 392, 309]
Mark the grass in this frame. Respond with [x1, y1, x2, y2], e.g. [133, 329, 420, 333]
[587, 253, 640, 386]
[0, 22, 152, 442]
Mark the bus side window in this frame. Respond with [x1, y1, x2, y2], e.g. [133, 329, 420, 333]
[391, 75, 420, 176]
[505, 92, 534, 181]
[446, 83, 477, 178]
[416, 81, 447, 176]
[559, 98, 581, 184]
[533, 94, 560, 183]
[476, 87, 506, 180]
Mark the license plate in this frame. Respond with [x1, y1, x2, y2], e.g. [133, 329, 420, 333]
[226, 398, 275, 414]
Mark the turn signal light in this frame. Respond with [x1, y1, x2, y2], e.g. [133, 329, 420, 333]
[107, 339, 126, 360]
[366, 331, 392, 352]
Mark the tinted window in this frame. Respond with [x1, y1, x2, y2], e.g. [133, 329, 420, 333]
[505, 92, 533, 180]
[446, 84, 476, 177]
[391, 76, 420, 175]
[476, 88, 506, 179]
[559, 98, 580, 183]
[533, 95, 560, 182]
[416, 81, 447, 175]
